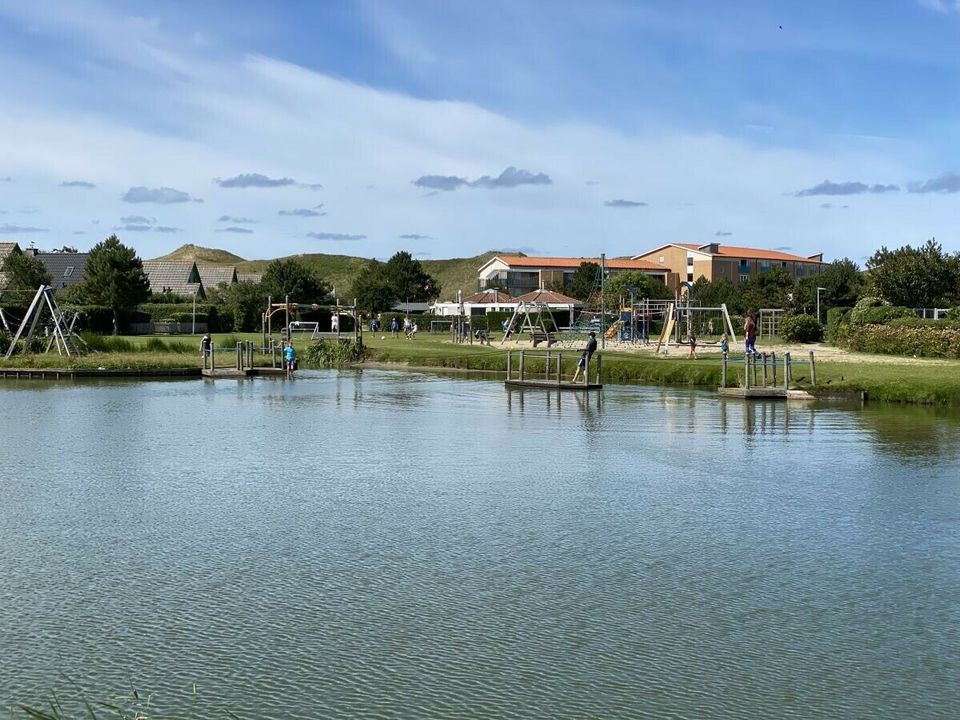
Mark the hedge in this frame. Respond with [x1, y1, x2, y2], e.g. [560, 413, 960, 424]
[847, 324, 960, 358]
[849, 305, 915, 327]
[825, 307, 851, 344]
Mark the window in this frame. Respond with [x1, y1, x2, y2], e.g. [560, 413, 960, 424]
[64, 266, 74, 277]
[759, 260, 771, 272]
[739, 274, 750, 284]
[686, 256, 694, 266]
[659, 256, 665, 263]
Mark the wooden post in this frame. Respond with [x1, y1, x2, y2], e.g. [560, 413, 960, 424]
[784, 351, 791, 389]
[594, 353, 602, 386]
[721, 352, 727, 388]
[545, 350, 551, 381]
[771, 352, 777, 386]
[809, 350, 817, 386]
[744, 354, 751, 389]
[557, 353, 562, 386]
[210, 341, 215, 370]
[761, 352, 768, 386]
[519, 351, 525, 382]
[236, 341, 242, 370]
[506, 350, 512, 381]
[753, 354, 759, 387]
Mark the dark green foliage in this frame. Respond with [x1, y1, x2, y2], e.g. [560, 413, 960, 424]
[847, 324, 960, 358]
[303, 338, 366, 367]
[83, 235, 151, 334]
[780, 314, 823, 343]
[566, 262, 600, 300]
[0, 249, 52, 293]
[866, 238, 960, 307]
[261, 258, 331, 302]
[825, 307, 851, 343]
[608, 270, 673, 301]
[850, 305, 915, 327]
[818, 258, 864, 307]
[350, 260, 396, 315]
[207, 280, 266, 332]
[383, 251, 440, 303]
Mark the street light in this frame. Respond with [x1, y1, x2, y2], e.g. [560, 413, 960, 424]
[816, 286, 827, 324]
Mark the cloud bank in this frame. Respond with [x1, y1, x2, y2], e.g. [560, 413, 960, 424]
[218, 215, 257, 224]
[907, 172, 960, 194]
[279, 208, 325, 217]
[604, 199, 648, 208]
[122, 186, 202, 203]
[60, 180, 96, 188]
[214, 173, 323, 190]
[795, 180, 899, 197]
[307, 231, 366, 241]
[216, 227, 254, 234]
[0, 224, 47, 234]
[412, 166, 552, 191]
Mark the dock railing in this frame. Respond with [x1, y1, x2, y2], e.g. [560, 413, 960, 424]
[506, 349, 601, 387]
[721, 349, 817, 390]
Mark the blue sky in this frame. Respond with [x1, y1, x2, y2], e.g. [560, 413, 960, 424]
[2, 0, 960, 267]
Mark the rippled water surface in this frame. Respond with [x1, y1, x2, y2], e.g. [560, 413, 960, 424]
[1, 370, 959, 719]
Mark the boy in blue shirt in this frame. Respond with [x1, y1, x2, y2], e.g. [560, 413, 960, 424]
[283, 341, 296, 374]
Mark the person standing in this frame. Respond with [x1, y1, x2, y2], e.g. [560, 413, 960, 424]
[199, 333, 211, 359]
[390, 316, 399, 339]
[331, 312, 339, 333]
[585, 331, 598, 361]
[283, 341, 296, 376]
[744, 311, 758, 355]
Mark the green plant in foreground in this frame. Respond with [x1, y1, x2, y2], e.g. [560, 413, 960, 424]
[303, 338, 366, 367]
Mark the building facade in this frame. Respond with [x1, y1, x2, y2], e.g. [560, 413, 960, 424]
[633, 243, 825, 284]
[477, 255, 674, 296]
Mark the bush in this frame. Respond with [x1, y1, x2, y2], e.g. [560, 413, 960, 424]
[780, 314, 823, 342]
[848, 324, 960, 358]
[825, 307, 851, 344]
[303, 339, 366, 367]
[850, 304, 914, 327]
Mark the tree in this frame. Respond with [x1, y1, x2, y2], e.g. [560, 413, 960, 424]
[83, 235, 151, 334]
[818, 258, 863, 308]
[866, 239, 960, 307]
[383, 251, 440, 303]
[208, 279, 267, 332]
[261, 258, 331, 301]
[566, 262, 600, 300]
[350, 260, 396, 315]
[0, 249, 52, 294]
[607, 270, 673, 301]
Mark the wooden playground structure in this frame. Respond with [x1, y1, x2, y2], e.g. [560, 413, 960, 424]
[261, 295, 362, 349]
[718, 350, 817, 399]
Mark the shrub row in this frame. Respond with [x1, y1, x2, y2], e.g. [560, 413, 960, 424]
[779, 314, 823, 342]
[847, 324, 960, 358]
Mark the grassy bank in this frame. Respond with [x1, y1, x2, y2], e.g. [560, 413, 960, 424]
[5, 331, 960, 405]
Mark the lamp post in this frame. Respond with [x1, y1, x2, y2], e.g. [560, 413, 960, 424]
[816, 286, 826, 323]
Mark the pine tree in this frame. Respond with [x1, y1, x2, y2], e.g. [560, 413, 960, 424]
[83, 235, 151, 334]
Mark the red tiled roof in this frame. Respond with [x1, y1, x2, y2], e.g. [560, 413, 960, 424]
[496, 255, 668, 271]
[514, 289, 583, 305]
[675, 244, 824, 263]
[462, 289, 514, 303]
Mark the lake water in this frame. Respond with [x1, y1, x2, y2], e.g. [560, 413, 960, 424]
[1, 370, 959, 719]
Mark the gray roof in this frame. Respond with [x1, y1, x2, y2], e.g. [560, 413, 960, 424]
[0, 243, 21, 291]
[36, 252, 90, 291]
[237, 273, 263, 284]
[142, 260, 205, 299]
[197, 265, 237, 288]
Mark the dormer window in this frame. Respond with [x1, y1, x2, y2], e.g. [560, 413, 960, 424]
[64, 266, 74, 277]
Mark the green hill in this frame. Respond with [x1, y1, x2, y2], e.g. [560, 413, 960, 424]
[152, 244, 247, 265]
[154, 245, 501, 301]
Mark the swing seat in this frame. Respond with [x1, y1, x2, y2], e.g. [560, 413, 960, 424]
[531, 331, 556, 347]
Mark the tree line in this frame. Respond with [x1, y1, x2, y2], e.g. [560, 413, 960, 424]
[1, 236, 441, 334]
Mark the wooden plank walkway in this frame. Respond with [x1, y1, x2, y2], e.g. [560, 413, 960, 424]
[0, 367, 200, 380]
[718, 387, 815, 400]
[505, 379, 602, 391]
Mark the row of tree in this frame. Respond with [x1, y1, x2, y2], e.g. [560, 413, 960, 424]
[554, 239, 960, 316]
[1, 236, 441, 333]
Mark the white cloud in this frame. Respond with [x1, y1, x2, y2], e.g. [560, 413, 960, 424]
[0, 2, 954, 264]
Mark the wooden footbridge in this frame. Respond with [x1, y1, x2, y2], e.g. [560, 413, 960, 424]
[202, 340, 286, 378]
[718, 350, 816, 400]
[504, 350, 603, 391]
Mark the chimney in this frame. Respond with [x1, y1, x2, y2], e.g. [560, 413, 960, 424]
[698, 243, 720, 254]
[807, 253, 824, 262]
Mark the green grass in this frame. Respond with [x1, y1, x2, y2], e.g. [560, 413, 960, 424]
[6, 329, 960, 405]
[151, 243, 247, 266]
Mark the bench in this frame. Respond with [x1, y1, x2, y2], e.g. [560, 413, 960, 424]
[531, 331, 556, 347]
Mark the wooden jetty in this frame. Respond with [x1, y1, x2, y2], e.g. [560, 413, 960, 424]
[504, 349, 602, 391]
[718, 350, 816, 400]
[202, 340, 287, 378]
